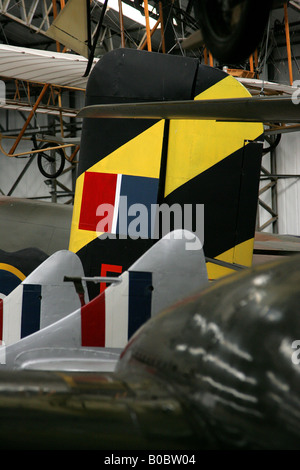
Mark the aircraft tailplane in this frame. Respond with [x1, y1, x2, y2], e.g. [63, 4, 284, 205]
[0, 250, 88, 347]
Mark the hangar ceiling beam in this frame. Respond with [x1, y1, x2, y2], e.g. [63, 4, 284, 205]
[0, 0, 53, 36]
[0, 0, 117, 54]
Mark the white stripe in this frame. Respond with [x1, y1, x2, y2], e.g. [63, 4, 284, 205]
[40, 283, 83, 329]
[3, 284, 23, 346]
[111, 173, 122, 234]
[105, 271, 129, 348]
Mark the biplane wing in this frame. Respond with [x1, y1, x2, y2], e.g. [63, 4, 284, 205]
[0, 44, 98, 90]
[0, 42, 102, 131]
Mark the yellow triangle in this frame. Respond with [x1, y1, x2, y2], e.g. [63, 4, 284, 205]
[164, 75, 264, 197]
[206, 238, 254, 280]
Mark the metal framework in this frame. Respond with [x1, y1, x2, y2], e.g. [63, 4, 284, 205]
[257, 137, 279, 233]
[0, 0, 54, 34]
[0, 0, 160, 52]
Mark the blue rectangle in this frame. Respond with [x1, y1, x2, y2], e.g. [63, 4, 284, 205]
[128, 271, 152, 339]
[21, 284, 41, 338]
[116, 175, 158, 238]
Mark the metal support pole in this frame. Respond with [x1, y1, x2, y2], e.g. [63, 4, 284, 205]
[139, 18, 161, 50]
[254, 49, 259, 77]
[118, 0, 125, 48]
[52, 0, 61, 52]
[258, 135, 279, 233]
[158, 1, 166, 53]
[159, 0, 176, 53]
[270, 144, 279, 234]
[144, 0, 152, 51]
[284, 2, 294, 85]
[249, 54, 254, 72]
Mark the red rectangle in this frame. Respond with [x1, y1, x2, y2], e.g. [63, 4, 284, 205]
[79, 172, 117, 232]
[81, 292, 106, 347]
[0, 299, 3, 341]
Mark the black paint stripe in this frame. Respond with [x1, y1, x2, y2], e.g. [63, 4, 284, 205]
[78, 50, 228, 176]
[164, 136, 263, 258]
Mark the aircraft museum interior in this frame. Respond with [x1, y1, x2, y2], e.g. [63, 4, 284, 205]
[0, 0, 299, 452]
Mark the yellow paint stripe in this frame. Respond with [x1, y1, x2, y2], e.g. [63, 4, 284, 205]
[199, 74, 251, 100]
[0, 263, 26, 281]
[69, 121, 164, 254]
[164, 75, 264, 197]
[206, 238, 254, 280]
[86, 120, 164, 177]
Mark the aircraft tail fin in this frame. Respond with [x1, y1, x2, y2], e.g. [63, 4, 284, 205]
[68, 49, 263, 295]
[1, 250, 88, 346]
[80, 229, 208, 349]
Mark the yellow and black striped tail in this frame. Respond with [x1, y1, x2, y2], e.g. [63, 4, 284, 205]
[69, 49, 263, 298]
